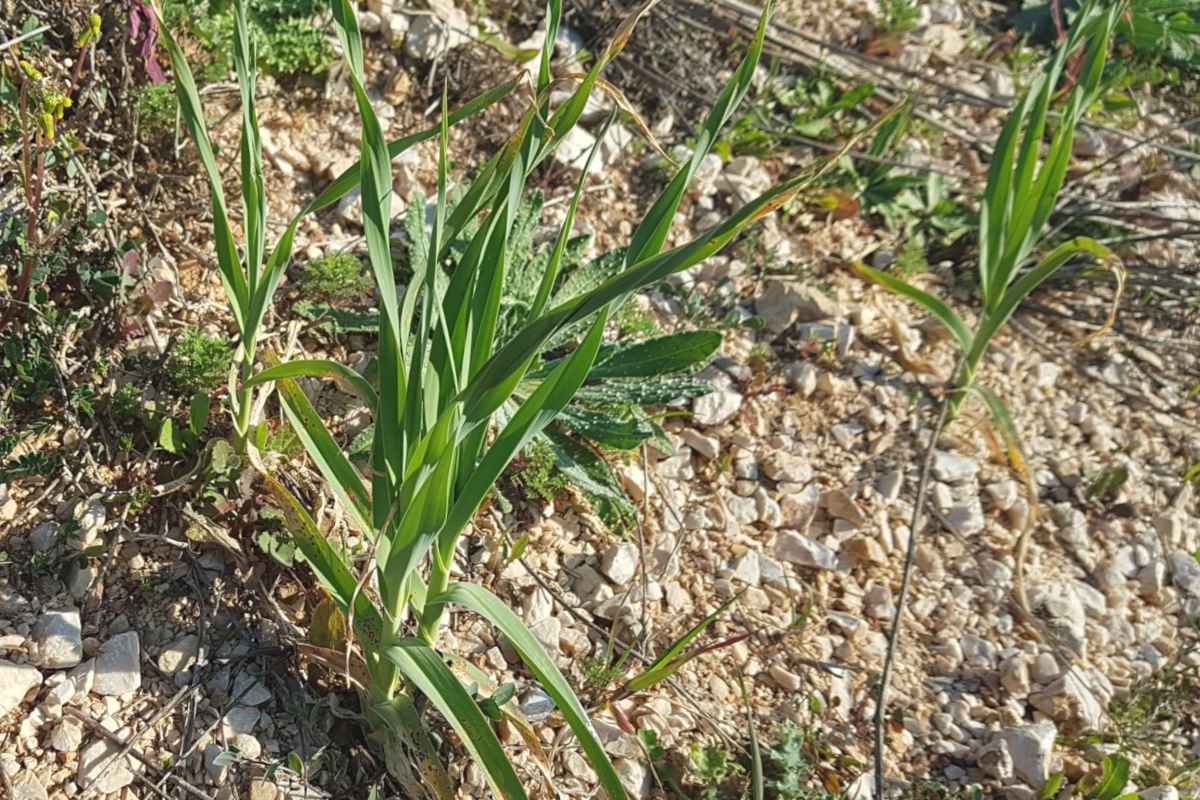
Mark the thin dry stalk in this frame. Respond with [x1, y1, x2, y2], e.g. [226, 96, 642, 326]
[872, 356, 963, 799]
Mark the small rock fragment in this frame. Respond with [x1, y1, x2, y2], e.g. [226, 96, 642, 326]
[693, 389, 743, 427]
[0, 660, 42, 716]
[49, 719, 83, 752]
[775, 531, 838, 570]
[9, 773, 47, 800]
[1000, 721, 1057, 789]
[32, 608, 83, 669]
[600, 542, 640, 585]
[518, 687, 555, 722]
[78, 717, 136, 793]
[931, 450, 978, 484]
[92, 632, 141, 696]
[157, 634, 200, 678]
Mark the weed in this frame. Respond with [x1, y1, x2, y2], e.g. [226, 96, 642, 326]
[718, 73, 875, 158]
[763, 722, 831, 800]
[893, 238, 929, 279]
[690, 745, 743, 798]
[234, 0, 806, 794]
[875, 0, 922, 35]
[110, 385, 144, 428]
[583, 652, 629, 692]
[301, 252, 372, 302]
[135, 82, 177, 135]
[1, 327, 58, 413]
[513, 437, 568, 504]
[614, 303, 659, 339]
[256, 19, 334, 76]
[863, 6, 1128, 795]
[165, 329, 231, 396]
[164, 0, 333, 79]
[1101, 621, 1200, 790]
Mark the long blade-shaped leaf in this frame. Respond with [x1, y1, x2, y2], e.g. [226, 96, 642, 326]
[429, 584, 627, 800]
[260, 474, 384, 647]
[233, 0, 266, 303]
[155, 9, 248, 333]
[620, 595, 737, 695]
[588, 330, 722, 378]
[271, 370, 373, 537]
[246, 359, 378, 408]
[853, 264, 973, 355]
[379, 640, 527, 800]
[627, 0, 776, 265]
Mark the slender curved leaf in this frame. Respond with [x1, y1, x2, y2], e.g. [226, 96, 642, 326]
[247, 359, 378, 408]
[428, 583, 627, 800]
[379, 640, 527, 800]
[853, 263, 973, 355]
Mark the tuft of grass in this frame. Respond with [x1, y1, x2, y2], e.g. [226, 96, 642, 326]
[166, 329, 231, 396]
[301, 252, 372, 302]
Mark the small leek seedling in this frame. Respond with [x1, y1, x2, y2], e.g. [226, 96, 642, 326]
[864, 4, 1127, 796]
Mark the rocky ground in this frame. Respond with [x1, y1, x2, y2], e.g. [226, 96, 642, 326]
[2, 1, 1200, 799]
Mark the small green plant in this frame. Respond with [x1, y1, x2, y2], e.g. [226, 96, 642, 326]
[717, 74, 875, 158]
[164, 0, 333, 79]
[583, 651, 630, 692]
[1016, 0, 1200, 74]
[763, 722, 834, 800]
[301, 252, 372, 301]
[690, 745, 742, 799]
[135, 82, 177, 135]
[512, 437, 568, 503]
[166, 329, 231, 396]
[864, 5, 1126, 795]
[110, 385, 143, 427]
[256, 18, 334, 75]
[158, 392, 212, 455]
[875, 0, 922, 35]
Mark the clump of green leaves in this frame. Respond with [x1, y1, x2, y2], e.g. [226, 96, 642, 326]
[164, 0, 333, 79]
[1016, 0, 1200, 73]
[764, 723, 827, 800]
[1, 327, 58, 414]
[512, 436, 568, 503]
[238, 0, 812, 796]
[166, 329, 231, 395]
[833, 109, 971, 258]
[690, 745, 743, 799]
[255, 19, 333, 75]
[301, 252, 372, 301]
[717, 74, 875, 158]
[875, 0, 922, 35]
[403, 188, 723, 531]
[136, 83, 177, 135]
